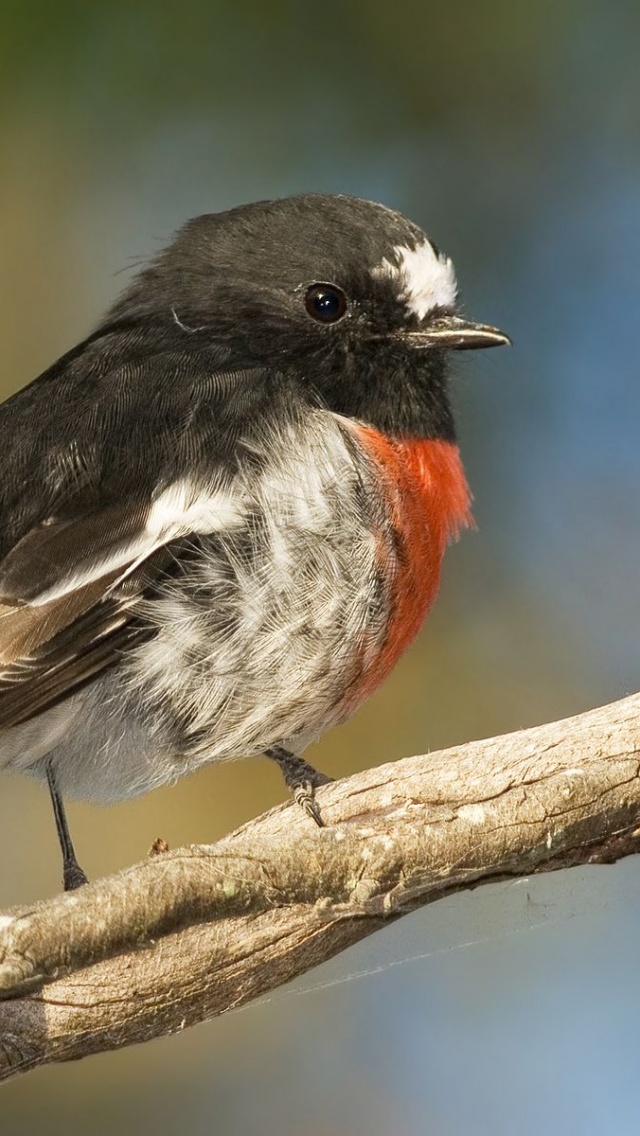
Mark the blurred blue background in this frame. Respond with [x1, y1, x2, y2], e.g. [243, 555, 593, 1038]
[1, 2, 640, 1132]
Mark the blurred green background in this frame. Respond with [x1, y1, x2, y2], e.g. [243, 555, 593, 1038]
[2, 2, 640, 1132]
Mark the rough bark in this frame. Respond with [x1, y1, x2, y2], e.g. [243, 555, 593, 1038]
[1, 692, 639, 1081]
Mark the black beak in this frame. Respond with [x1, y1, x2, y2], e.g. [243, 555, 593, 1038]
[397, 315, 511, 351]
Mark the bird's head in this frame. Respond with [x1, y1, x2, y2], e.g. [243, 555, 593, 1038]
[106, 193, 509, 439]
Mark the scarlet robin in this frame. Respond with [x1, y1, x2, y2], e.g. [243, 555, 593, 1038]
[0, 194, 509, 889]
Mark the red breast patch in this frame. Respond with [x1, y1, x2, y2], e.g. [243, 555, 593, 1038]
[343, 426, 472, 711]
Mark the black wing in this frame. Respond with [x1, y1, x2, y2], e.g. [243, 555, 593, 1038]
[0, 321, 271, 730]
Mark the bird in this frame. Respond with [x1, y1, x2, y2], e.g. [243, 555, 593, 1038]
[0, 193, 509, 890]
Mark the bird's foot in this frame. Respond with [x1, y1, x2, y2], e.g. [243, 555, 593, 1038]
[265, 746, 333, 827]
[62, 857, 89, 891]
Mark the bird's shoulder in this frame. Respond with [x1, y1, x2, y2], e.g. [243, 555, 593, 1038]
[0, 322, 301, 725]
[0, 323, 283, 556]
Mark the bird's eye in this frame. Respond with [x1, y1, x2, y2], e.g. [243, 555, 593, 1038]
[304, 283, 348, 324]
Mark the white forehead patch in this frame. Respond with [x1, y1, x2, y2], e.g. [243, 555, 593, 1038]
[373, 240, 457, 319]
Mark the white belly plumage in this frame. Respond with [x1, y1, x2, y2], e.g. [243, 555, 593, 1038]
[2, 414, 396, 802]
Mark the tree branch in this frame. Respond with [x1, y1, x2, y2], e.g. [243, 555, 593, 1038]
[1, 692, 639, 1080]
